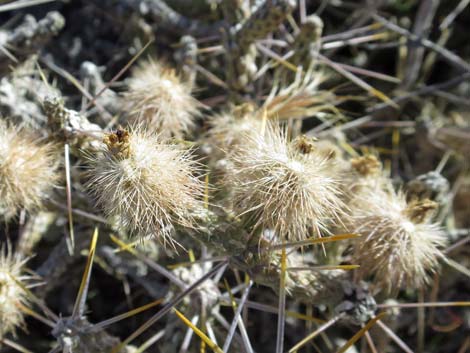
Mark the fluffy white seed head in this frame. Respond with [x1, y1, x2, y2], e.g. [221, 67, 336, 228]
[0, 248, 30, 338]
[225, 123, 345, 241]
[0, 121, 59, 219]
[86, 127, 204, 247]
[350, 188, 447, 292]
[208, 104, 265, 154]
[123, 58, 201, 139]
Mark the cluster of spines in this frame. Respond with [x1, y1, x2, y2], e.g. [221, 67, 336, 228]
[222, 119, 345, 242]
[207, 111, 448, 292]
[123, 58, 201, 139]
[0, 248, 30, 339]
[0, 121, 59, 219]
[86, 127, 204, 247]
[345, 155, 447, 292]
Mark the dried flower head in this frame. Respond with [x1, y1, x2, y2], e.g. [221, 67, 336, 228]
[86, 127, 204, 246]
[350, 188, 447, 292]
[0, 121, 59, 219]
[226, 123, 345, 241]
[0, 248, 30, 338]
[350, 155, 382, 177]
[208, 104, 264, 153]
[343, 155, 393, 204]
[123, 58, 201, 139]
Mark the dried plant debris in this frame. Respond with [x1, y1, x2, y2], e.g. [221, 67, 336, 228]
[0, 1, 469, 353]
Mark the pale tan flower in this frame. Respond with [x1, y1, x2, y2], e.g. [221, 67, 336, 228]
[0, 121, 59, 219]
[225, 123, 345, 241]
[86, 127, 204, 246]
[123, 58, 201, 139]
[350, 188, 447, 292]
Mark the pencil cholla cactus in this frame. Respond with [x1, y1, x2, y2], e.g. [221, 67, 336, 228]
[0, 248, 30, 338]
[0, 121, 59, 219]
[225, 123, 345, 241]
[123, 58, 201, 139]
[86, 127, 204, 247]
[350, 188, 447, 292]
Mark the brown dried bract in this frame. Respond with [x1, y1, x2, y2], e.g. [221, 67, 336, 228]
[404, 199, 438, 224]
[103, 127, 131, 159]
[350, 155, 382, 176]
[292, 135, 317, 155]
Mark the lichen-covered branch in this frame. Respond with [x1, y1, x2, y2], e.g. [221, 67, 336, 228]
[98, 0, 223, 36]
[0, 12, 64, 74]
[188, 208, 376, 323]
[225, 0, 297, 92]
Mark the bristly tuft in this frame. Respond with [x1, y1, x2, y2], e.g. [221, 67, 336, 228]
[0, 247, 31, 338]
[349, 187, 447, 292]
[0, 120, 59, 219]
[86, 127, 204, 247]
[207, 103, 264, 154]
[123, 58, 201, 139]
[225, 122, 345, 241]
